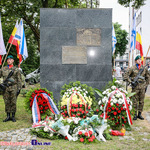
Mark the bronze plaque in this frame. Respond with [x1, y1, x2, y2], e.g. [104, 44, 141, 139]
[77, 28, 101, 46]
[62, 46, 87, 64]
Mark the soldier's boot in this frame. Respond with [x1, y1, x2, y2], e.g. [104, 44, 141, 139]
[12, 112, 16, 122]
[133, 114, 137, 120]
[137, 112, 144, 120]
[3, 113, 11, 122]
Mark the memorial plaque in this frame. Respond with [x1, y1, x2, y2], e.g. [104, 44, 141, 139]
[62, 46, 87, 64]
[77, 29, 101, 46]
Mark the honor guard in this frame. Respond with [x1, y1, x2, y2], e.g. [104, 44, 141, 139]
[0, 55, 22, 122]
[124, 55, 149, 120]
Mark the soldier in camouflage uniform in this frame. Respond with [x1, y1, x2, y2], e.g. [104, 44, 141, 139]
[124, 55, 149, 120]
[0, 55, 22, 122]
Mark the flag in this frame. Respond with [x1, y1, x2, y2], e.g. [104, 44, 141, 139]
[136, 32, 144, 64]
[112, 25, 117, 54]
[8, 20, 18, 46]
[8, 20, 22, 64]
[130, 12, 136, 52]
[15, 19, 28, 61]
[0, 14, 6, 65]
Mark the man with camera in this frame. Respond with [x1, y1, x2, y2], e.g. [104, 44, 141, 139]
[124, 55, 149, 120]
[0, 55, 22, 122]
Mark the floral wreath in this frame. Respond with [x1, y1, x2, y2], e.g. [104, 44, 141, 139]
[59, 81, 96, 118]
[24, 88, 55, 120]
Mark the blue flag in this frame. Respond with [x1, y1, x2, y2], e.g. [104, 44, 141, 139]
[112, 25, 117, 55]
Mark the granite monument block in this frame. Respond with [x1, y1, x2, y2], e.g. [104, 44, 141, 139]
[40, 8, 112, 101]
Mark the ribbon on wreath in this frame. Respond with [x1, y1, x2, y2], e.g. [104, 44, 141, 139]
[102, 88, 132, 125]
[32, 93, 60, 123]
[67, 92, 87, 117]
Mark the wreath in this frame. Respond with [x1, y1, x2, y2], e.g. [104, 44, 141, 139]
[24, 88, 56, 120]
[59, 81, 96, 118]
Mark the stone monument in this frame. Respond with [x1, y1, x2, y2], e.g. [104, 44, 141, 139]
[40, 8, 112, 101]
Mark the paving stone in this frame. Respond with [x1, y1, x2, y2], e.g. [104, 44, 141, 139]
[138, 132, 149, 135]
[142, 138, 150, 141]
[132, 126, 142, 131]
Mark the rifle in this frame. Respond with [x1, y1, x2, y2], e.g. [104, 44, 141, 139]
[0, 69, 15, 92]
[131, 63, 149, 89]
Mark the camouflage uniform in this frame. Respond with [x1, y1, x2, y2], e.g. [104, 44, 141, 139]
[0, 66, 22, 113]
[124, 65, 149, 113]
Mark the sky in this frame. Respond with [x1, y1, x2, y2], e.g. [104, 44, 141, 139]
[100, 0, 129, 32]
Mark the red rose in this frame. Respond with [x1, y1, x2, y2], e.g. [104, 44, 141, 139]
[124, 108, 126, 111]
[111, 107, 115, 110]
[122, 104, 125, 107]
[102, 104, 104, 107]
[124, 121, 127, 123]
[78, 131, 82, 135]
[83, 116, 86, 118]
[88, 106, 91, 109]
[112, 118, 114, 120]
[48, 93, 51, 96]
[116, 103, 119, 106]
[128, 104, 130, 106]
[113, 112, 117, 115]
[91, 135, 95, 139]
[65, 111, 67, 114]
[71, 109, 75, 112]
[76, 108, 78, 112]
[63, 106, 66, 109]
[75, 104, 78, 108]
[116, 108, 119, 111]
[121, 107, 123, 110]
[72, 114, 76, 117]
[79, 108, 82, 112]
[85, 132, 88, 136]
[72, 104, 75, 107]
[108, 109, 111, 112]
[90, 138, 93, 142]
[81, 111, 84, 114]
[41, 111, 43, 114]
[80, 104, 82, 107]
[96, 109, 99, 112]
[122, 124, 124, 126]
[115, 123, 118, 125]
[65, 136, 68, 140]
[61, 106, 63, 109]
[61, 112, 64, 115]
[49, 117, 52, 120]
[77, 113, 80, 116]
[88, 139, 91, 142]
[118, 116, 120, 119]
[122, 117, 124, 119]
[89, 130, 92, 135]
[80, 138, 84, 142]
[86, 111, 89, 114]
[118, 110, 121, 113]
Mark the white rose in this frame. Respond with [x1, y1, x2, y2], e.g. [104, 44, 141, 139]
[44, 127, 48, 132]
[113, 99, 117, 103]
[100, 106, 103, 110]
[111, 86, 116, 90]
[98, 100, 101, 105]
[50, 133, 53, 137]
[36, 128, 39, 132]
[102, 91, 106, 95]
[111, 102, 114, 106]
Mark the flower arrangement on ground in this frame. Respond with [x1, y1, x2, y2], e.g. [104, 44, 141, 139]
[30, 115, 111, 143]
[95, 79, 135, 130]
[59, 81, 96, 118]
[24, 88, 56, 120]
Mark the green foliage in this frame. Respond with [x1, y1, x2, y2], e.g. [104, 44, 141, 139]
[118, 0, 146, 9]
[114, 22, 128, 57]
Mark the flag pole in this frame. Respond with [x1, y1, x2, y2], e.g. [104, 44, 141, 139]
[1, 43, 13, 69]
[144, 45, 150, 65]
[1, 42, 9, 62]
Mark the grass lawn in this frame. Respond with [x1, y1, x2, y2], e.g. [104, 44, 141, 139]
[0, 85, 150, 150]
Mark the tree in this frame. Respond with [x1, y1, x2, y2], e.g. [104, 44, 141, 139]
[118, 0, 146, 9]
[114, 22, 128, 57]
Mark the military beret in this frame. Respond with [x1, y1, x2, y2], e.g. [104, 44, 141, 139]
[135, 55, 141, 61]
[7, 55, 14, 60]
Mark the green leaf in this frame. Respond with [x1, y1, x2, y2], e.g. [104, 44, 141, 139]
[127, 92, 136, 97]
[94, 88, 104, 98]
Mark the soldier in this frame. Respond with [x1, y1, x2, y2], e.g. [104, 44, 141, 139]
[0, 55, 22, 122]
[124, 55, 149, 120]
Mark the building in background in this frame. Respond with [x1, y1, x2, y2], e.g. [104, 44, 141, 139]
[129, 0, 150, 66]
